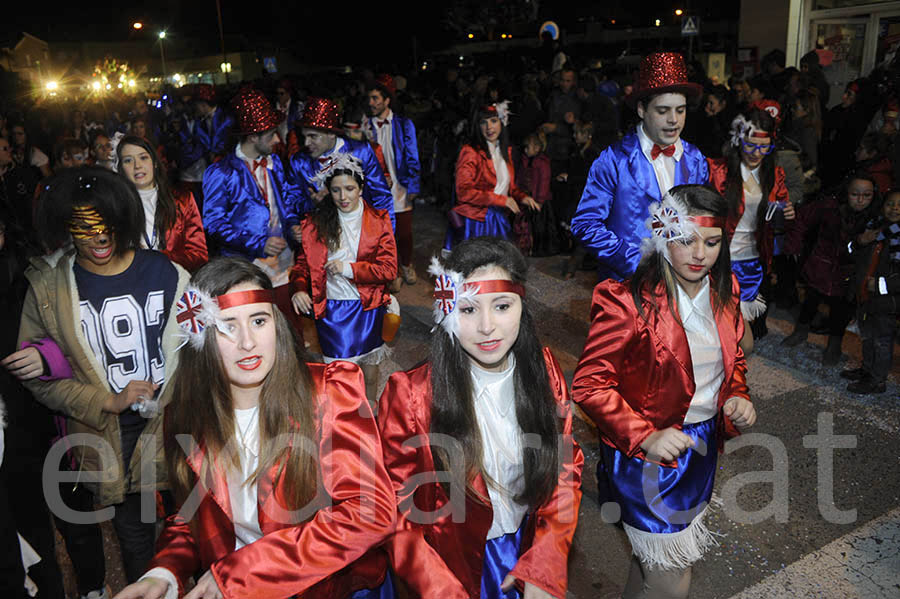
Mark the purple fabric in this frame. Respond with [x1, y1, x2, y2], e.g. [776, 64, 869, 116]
[21, 338, 73, 381]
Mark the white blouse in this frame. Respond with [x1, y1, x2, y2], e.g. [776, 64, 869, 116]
[676, 279, 725, 424]
[730, 163, 762, 261]
[471, 355, 529, 539]
[488, 140, 510, 198]
[138, 187, 159, 250]
[325, 201, 363, 301]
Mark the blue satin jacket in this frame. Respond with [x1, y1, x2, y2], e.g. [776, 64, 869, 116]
[202, 152, 302, 259]
[571, 130, 709, 281]
[178, 109, 235, 168]
[289, 138, 395, 229]
[365, 114, 421, 195]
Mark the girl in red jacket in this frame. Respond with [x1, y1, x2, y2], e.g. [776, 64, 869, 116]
[117, 135, 208, 272]
[707, 104, 794, 347]
[445, 103, 539, 249]
[379, 238, 583, 599]
[573, 185, 756, 599]
[114, 258, 396, 599]
[290, 154, 397, 401]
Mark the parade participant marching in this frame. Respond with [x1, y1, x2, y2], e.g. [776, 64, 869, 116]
[445, 103, 539, 250]
[202, 88, 305, 331]
[290, 154, 397, 403]
[117, 135, 208, 272]
[289, 97, 395, 227]
[366, 74, 421, 290]
[707, 103, 794, 347]
[571, 52, 708, 281]
[573, 185, 755, 599]
[114, 258, 397, 599]
[379, 238, 583, 599]
[175, 83, 234, 213]
[18, 166, 190, 583]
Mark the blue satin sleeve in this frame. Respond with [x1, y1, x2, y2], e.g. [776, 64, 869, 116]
[287, 154, 322, 217]
[272, 157, 303, 229]
[209, 115, 234, 156]
[398, 119, 421, 196]
[356, 142, 396, 230]
[201, 165, 267, 258]
[571, 149, 641, 279]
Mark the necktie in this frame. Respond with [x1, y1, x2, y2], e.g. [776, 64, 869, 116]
[651, 143, 676, 160]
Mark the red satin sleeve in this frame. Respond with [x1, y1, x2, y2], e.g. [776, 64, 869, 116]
[455, 145, 509, 212]
[510, 348, 584, 598]
[572, 281, 658, 457]
[166, 189, 209, 273]
[350, 209, 398, 285]
[147, 511, 202, 596]
[210, 361, 397, 597]
[289, 217, 314, 294]
[377, 366, 470, 599]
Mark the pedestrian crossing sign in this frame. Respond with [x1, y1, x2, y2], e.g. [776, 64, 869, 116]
[681, 16, 700, 36]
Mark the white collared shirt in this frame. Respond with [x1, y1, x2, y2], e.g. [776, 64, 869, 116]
[488, 140, 510, 198]
[138, 187, 159, 250]
[372, 109, 410, 212]
[471, 355, 528, 540]
[731, 163, 762, 260]
[637, 123, 684, 198]
[325, 201, 363, 301]
[676, 279, 725, 424]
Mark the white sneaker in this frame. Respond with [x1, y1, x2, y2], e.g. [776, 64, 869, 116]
[82, 588, 110, 599]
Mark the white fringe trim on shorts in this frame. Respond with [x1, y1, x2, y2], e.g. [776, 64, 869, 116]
[623, 496, 724, 571]
[740, 295, 767, 322]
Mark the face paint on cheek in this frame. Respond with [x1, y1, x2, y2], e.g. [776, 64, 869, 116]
[68, 206, 111, 239]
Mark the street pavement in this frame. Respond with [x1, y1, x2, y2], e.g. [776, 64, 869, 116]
[62, 200, 900, 598]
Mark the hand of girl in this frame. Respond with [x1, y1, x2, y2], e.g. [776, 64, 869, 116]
[113, 577, 170, 599]
[500, 575, 556, 599]
[859, 228, 880, 245]
[291, 291, 312, 315]
[724, 397, 757, 429]
[184, 570, 223, 599]
[640, 428, 695, 462]
[104, 380, 159, 414]
[504, 196, 521, 215]
[522, 197, 541, 212]
[325, 260, 344, 276]
[1, 347, 45, 381]
[782, 200, 795, 220]
[290, 225, 303, 243]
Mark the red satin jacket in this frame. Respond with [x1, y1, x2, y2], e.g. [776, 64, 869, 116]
[573, 277, 750, 465]
[454, 144, 529, 222]
[162, 188, 208, 272]
[149, 361, 396, 598]
[289, 203, 397, 319]
[378, 348, 584, 599]
[706, 158, 790, 270]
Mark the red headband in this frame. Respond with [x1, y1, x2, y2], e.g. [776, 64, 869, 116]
[747, 130, 772, 140]
[216, 289, 275, 310]
[460, 280, 525, 297]
[689, 215, 726, 229]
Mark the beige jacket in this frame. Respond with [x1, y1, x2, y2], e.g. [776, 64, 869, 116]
[18, 249, 189, 506]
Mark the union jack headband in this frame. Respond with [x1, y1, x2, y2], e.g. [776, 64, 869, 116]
[429, 256, 525, 340]
[175, 286, 275, 350]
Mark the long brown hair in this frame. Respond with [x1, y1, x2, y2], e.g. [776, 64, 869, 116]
[310, 168, 365, 252]
[165, 258, 318, 517]
[116, 135, 176, 248]
[722, 108, 777, 230]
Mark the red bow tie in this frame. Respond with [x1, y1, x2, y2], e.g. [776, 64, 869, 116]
[252, 157, 267, 171]
[318, 156, 334, 167]
[650, 143, 676, 160]
[376, 119, 389, 128]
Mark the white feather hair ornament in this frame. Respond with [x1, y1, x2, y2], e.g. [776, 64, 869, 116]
[641, 193, 700, 258]
[493, 100, 512, 126]
[311, 152, 365, 191]
[729, 115, 756, 147]
[428, 256, 478, 340]
[173, 285, 234, 352]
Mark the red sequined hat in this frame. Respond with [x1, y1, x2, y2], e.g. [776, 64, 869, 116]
[374, 73, 396, 98]
[231, 88, 282, 135]
[298, 97, 343, 134]
[192, 83, 216, 104]
[626, 52, 703, 107]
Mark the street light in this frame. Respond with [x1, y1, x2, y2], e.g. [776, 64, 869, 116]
[675, 9, 683, 16]
[158, 31, 167, 82]
[133, 22, 143, 30]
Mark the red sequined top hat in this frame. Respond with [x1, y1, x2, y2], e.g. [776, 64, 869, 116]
[373, 73, 396, 99]
[626, 52, 703, 107]
[298, 97, 343, 134]
[231, 88, 282, 135]
[192, 83, 216, 104]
